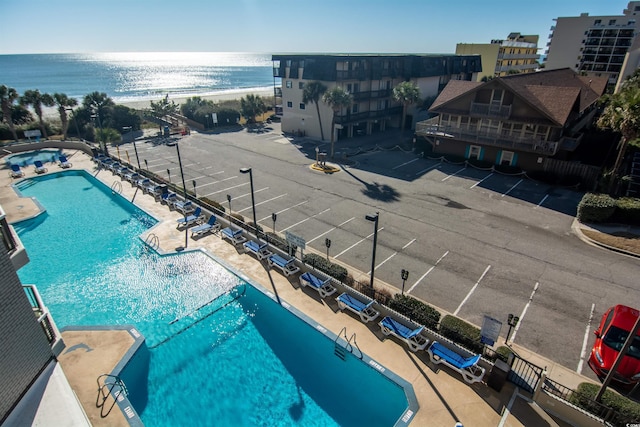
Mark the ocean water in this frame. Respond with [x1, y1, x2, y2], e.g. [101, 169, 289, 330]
[0, 52, 276, 103]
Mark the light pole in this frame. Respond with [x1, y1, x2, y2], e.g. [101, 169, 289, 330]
[91, 111, 107, 156]
[176, 143, 188, 250]
[167, 168, 171, 183]
[144, 159, 148, 171]
[240, 168, 258, 239]
[123, 126, 140, 169]
[506, 314, 519, 345]
[401, 269, 409, 295]
[365, 212, 379, 289]
[226, 194, 232, 221]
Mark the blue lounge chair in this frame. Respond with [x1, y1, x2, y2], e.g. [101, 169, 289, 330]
[268, 254, 300, 277]
[299, 272, 336, 298]
[137, 177, 151, 189]
[176, 207, 204, 228]
[379, 316, 429, 352]
[336, 292, 379, 322]
[9, 164, 25, 178]
[427, 341, 486, 384]
[161, 191, 178, 205]
[243, 239, 273, 260]
[221, 227, 246, 245]
[190, 215, 220, 238]
[58, 155, 72, 169]
[34, 160, 48, 174]
[173, 200, 195, 214]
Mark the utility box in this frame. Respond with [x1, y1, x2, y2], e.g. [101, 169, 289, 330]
[487, 359, 510, 392]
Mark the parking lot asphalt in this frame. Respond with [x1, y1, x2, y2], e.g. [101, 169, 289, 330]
[114, 124, 639, 384]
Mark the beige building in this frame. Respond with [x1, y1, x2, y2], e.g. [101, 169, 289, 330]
[545, 1, 640, 87]
[456, 33, 540, 81]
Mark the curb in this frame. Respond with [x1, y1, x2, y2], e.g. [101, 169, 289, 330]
[571, 219, 640, 259]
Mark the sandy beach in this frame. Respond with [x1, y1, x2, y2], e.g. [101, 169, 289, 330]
[42, 88, 274, 119]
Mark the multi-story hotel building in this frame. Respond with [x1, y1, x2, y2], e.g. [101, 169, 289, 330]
[456, 33, 540, 81]
[545, 1, 640, 87]
[271, 54, 481, 142]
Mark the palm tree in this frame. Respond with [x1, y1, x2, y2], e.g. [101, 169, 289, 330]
[53, 93, 78, 140]
[0, 84, 20, 141]
[302, 81, 327, 141]
[83, 91, 115, 127]
[322, 86, 352, 158]
[393, 81, 421, 137]
[597, 85, 640, 194]
[240, 94, 267, 123]
[21, 89, 54, 139]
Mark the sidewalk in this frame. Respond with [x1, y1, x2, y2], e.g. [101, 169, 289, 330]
[0, 150, 611, 426]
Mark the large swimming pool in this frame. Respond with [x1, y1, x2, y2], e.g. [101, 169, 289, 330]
[13, 170, 416, 426]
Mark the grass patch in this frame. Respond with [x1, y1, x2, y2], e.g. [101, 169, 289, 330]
[582, 229, 640, 254]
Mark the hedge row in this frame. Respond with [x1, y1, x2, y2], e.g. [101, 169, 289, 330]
[570, 382, 640, 424]
[439, 315, 484, 354]
[302, 253, 348, 282]
[577, 193, 640, 223]
[387, 294, 440, 330]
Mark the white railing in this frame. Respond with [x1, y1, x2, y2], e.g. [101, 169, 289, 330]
[23, 284, 63, 349]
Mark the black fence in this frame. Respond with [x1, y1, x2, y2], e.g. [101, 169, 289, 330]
[507, 354, 543, 394]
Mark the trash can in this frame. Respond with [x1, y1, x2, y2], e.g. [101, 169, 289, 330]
[487, 359, 510, 392]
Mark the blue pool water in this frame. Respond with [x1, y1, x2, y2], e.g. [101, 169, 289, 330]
[13, 170, 412, 426]
[5, 149, 62, 166]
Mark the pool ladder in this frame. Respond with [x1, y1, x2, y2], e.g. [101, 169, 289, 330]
[96, 374, 129, 418]
[334, 327, 363, 360]
[110, 180, 122, 194]
[145, 233, 160, 251]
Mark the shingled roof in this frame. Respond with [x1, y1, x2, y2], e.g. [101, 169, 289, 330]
[430, 68, 607, 126]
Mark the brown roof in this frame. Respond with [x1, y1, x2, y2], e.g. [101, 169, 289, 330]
[430, 68, 607, 126]
[430, 80, 482, 110]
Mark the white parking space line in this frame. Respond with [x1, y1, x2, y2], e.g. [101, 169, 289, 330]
[501, 178, 524, 197]
[259, 201, 308, 222]
[534, 194, 549, 209]
[402, 239, 416, 250]
[334, 227, 384, 259]
[577, 303, 596, 374]
[203, 182, 249, 196]
[509, 281, 539, 344]
[469, 172, 494, 189]
[453, 265, 491, 316]
[441, 166, 466, 182]
[392, 158, 419, 170]
[406, 251, 448, 294]
[191, 171, 225, 181]
[280, 208, 330, 231]
[143, 158, 168, 164]
[307, 217, 356, 244]
[229, 187, 269, 201]
[197, 175, 238, 189]
[367, 251, 397, 275]
[415, 163, 440, 176]
[238, 193, 288, 212]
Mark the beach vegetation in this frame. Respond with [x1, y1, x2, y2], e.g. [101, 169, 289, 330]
[322, 86, 353, 158]
[302, 81, 327, 141]
[149, 94, 179, 122]
[20, 90, 54, 139]
[240, 94, 267, 124]
[0, 84, 20, 141]
[393, 81, 421, 137]
[52, 93, 78, 140]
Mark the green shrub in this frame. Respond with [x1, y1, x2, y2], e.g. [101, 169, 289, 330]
[387, 294, 440, 330]
[199, 197, 225, 216]
[302, 253, 348, 282]
[569, 382, 640, 424]
[612, 197, 640, 223]
[265, 232, 296, 255]
[439, 315, 483, 354]
[495, 346, 513, 362]
[577, 193, 616, 223]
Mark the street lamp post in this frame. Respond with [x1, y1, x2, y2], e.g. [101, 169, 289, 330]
[167, 168, 171, 183]
[401, 269, 409, 295]
[506, 314, 519, 344]
[365, 212, 379, 289]
[176, 143, 188, 250]
[325, 238, 331, 260]
[239, 168, 258, 239]
[315, 146, 319, 166]
[123, 126, 140, 169]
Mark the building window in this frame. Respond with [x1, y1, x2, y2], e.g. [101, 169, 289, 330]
[287, 101, 293, 108]
[500, 151, 514, 166]
[299, 103, 306, 110]
[286, 60, 291, 67]
[594, 19, 602, 26]
[286, 81, 292, 88]
[609, 19, 616, 25]
[468, 145, 481, 160]
[299, 82, 304, 89]
[352, 104, 359, 113]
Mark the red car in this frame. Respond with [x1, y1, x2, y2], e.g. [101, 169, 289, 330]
[588, 305, 640, 386]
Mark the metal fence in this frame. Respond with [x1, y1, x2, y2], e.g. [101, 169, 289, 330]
[507, 353, 543, 393]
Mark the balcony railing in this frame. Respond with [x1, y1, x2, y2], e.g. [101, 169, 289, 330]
[352, 89, 391, 101]
[470, 102, 512, 119]
[335, 106, 402, 124]
[23, 284, 62, 347]
[415, 120, 559, 155]
[497, 53, 541, 60]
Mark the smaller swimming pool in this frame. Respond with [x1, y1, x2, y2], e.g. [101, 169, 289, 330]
[5, 149, 62, 166]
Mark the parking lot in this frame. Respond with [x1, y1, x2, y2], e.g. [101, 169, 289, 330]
[114, 126, 639, 382]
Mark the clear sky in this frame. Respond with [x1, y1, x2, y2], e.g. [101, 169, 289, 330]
[0, 0, 631, 54]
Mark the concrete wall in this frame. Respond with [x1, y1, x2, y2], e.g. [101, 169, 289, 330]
[2, 140, 94, 157]
[0, 248, 54, 422]
[535, 391, 605, 427]
[456, 43, 500, 81]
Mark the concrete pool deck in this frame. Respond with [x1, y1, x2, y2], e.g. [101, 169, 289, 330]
[2, 150, 579, 426]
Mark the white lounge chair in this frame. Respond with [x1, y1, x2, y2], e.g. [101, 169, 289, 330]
[176, 207, 204, 228]
[173, 200, 195, 214]
[190, 216, 220, 238]
[221, 227, 246, 245]
[427, 341, 486, 384]
[243, 239, 273, 260]
[9, 164, 24, 178]
[268, 254, 300, 277]
[379, 316, 429, 352]
[33, 160, 48, 174]
[58, 155, 72, 169]
[299, 272, 336, 298]
[336, 292, 379, 323]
